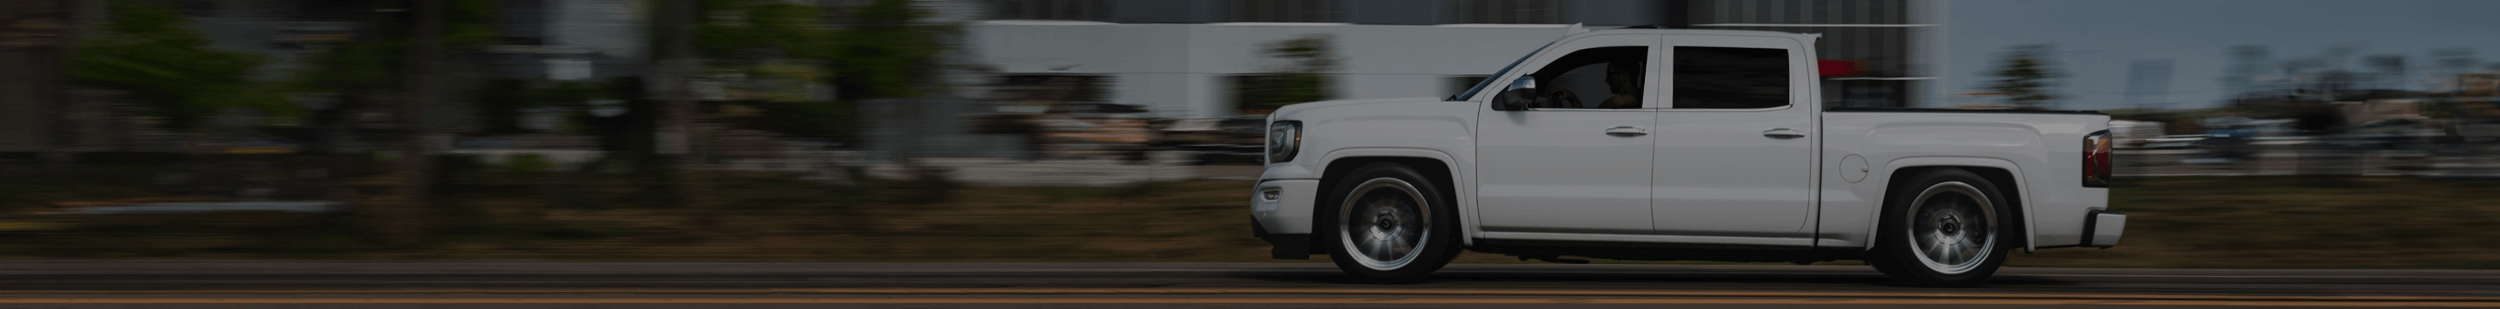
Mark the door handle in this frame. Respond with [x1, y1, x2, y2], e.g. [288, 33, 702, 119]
[1763, 128, 1807, 139]
[1605, 126, 1648, 137]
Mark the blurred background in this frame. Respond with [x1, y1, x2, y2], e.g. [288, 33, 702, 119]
[0, 0, 2495, 268]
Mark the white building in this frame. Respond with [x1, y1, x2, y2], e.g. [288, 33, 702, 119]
[956, 0, 1947, 119]
[966, 21, 1575, 118]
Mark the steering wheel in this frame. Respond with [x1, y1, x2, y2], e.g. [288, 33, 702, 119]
[1544, 88, 1583, 108]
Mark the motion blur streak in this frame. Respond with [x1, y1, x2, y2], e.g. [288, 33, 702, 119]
[10, 288, 2500, 302]
[1, 0, 2499, 305]
[0, 298, 2496, 307]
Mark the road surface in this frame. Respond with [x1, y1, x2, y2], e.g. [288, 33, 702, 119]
[2, 261, 2496, 308]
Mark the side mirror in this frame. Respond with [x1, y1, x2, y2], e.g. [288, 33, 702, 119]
[1495, 77, 1538, 111]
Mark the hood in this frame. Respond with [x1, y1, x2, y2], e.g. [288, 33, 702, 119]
[1271, 97, 1445, 120]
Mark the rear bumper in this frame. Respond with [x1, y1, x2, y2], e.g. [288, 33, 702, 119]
[2079, 210, 2126, 248]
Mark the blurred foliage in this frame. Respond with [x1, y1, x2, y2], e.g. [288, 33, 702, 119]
[290, 41, 402, 95]
[1234, 35, 1338, 114]
[438, 0, 503, 51]
[68, 2, 285, 130]
[504, 154, 555, 173]
[473, 79, 605, 134]
[695, 0, 954, 101]
[686, 0, 951, 143]
[287, 0, 499, 100]
[845, 166, 958, 205]
[1989, 45, 2060, 110]
[2421, 98, 2462, 119]
[730, 100, 861, 140]
[0, 164, 170, 213]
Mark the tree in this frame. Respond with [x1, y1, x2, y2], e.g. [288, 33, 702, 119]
[287, 0, 497, 154]
[694, 0, 954, 101]
[684, 0, 953, 142]
[69, 2, 287, 130]
[1236, 35, 1339, 114]
[1987, 45, 2060, 110]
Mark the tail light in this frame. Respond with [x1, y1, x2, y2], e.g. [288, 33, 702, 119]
[2083, 130, 2112, 188]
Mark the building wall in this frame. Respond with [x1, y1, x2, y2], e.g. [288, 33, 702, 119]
[1684, 0, 1935, 107]
[963, 0, 1935, 116]
[965, 22, 1571, 118]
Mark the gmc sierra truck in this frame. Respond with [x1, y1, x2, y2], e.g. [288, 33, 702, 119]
[1248, 28, 2124, 287]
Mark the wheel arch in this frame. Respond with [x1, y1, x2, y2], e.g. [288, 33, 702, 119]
[1869, 157, 2036, 253]
[1316, 149, 1467, 251]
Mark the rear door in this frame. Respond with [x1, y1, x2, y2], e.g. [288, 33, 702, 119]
[1649, 35, 1820, 238]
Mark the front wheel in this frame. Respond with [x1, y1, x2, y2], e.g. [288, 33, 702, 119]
[1321, 163, 1460, 283]
[1867, 168, 2014, 287]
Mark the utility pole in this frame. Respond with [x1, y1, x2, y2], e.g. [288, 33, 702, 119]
[0, 1, 70, 156]
[655, 0, 696, 162]
[653, 0, 717, 228]
[382, 0, 445, 246]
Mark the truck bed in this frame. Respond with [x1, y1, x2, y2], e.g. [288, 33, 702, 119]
[1815, 108, 2112, 250]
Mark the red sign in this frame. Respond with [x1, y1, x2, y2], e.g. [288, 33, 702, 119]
[1818, 60, 1862, 76]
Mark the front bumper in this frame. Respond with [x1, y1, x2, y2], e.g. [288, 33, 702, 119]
[1250, 179, 1320, 234]
[2080, 210, 2126, 248]
[1251, 179, 1320, 259]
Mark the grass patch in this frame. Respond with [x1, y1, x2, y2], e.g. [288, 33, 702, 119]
[2011, 176, 2500, 269]
[6, 171, 2500, 268]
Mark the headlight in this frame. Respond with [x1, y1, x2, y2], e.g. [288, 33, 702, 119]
[1267, 121, 1301, 164]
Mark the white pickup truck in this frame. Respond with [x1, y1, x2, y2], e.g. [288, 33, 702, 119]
[1248, 28, 2123, 287]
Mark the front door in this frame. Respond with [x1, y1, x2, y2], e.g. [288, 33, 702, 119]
[1474, 34, 1662, 234]
[1650, 36, 1819, 238]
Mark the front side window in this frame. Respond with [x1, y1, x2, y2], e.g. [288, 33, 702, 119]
[1523, 46, 1647, 109]
[1672, 46, 1790, 109]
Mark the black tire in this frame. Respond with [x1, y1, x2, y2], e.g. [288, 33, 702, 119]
[1866, 168, 2015, 287]
[1319, 162, 1461, 283]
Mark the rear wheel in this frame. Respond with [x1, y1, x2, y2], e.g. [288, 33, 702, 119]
[1867, 168, 2013, 287]
[1320, 163, 1460, 283]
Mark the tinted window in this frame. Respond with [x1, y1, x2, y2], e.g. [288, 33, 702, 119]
[1673, 47, 1789, 109]
[1525, 46, 1646, 109]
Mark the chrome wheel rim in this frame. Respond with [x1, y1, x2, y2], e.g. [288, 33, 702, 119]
[1337, 178, 1431, 271]
[1905, 181, 1996, 275]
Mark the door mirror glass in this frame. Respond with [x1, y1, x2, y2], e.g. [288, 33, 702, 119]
[1496, 76, 1538, 111]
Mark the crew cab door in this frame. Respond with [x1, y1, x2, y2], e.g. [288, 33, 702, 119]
[1473, 34, 1662, 235]
[1650, 36, 1819, 238]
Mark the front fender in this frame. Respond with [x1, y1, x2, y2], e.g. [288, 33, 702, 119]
[1318, 148, 1477, 245]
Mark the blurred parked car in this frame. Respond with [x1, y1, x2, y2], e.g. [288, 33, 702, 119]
[2108, 120, 2165, 148]
[1153, 118, 1266, 148]
[2345, 118, 2442, 150]
[2461, 118, 2500, 144]
[2138, 134, 2211, 149]
[1151, 118, 1267, 164]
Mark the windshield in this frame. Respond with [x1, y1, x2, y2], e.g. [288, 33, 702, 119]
[1446, 41, 1556, 101]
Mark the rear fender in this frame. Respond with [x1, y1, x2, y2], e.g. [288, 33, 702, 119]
[1869, 157, 2034, 252]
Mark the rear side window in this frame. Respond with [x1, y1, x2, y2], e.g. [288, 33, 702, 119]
[1672, 46, 1789, 109]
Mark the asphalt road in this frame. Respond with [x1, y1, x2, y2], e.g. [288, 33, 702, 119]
[2, 261, 2497, 308]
